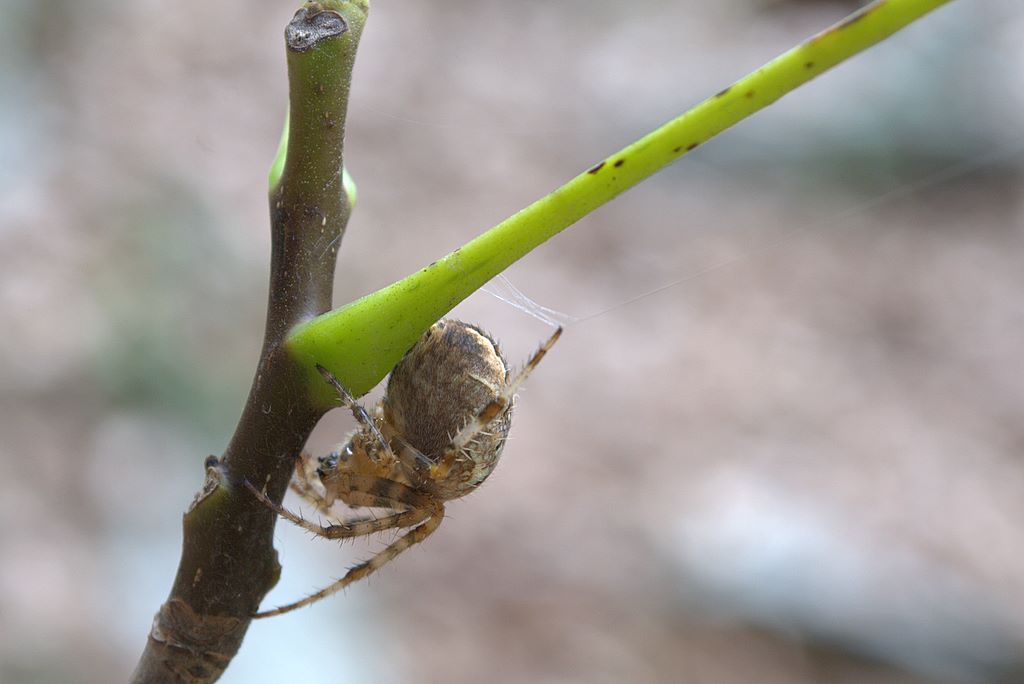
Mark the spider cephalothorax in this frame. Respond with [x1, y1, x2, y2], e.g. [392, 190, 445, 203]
[248, 319, 561, 617]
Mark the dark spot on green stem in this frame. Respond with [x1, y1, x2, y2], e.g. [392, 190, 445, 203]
[805, 61, 815, 69]
[587, 161, 605, 174]
[613, 159, 625, 168]
[686, 143, 699, 151]
[673, 146, 682, 153]
[745, 90, 755, 98]
[715, 86, 732, 98]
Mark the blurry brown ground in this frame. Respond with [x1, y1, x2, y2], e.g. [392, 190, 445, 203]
[3, 1, 1024, 682]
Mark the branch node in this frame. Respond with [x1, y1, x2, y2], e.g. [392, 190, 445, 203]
[286, 6, 348, 52]
[187, 456, 227, 514]
[144, 599, 241, 684]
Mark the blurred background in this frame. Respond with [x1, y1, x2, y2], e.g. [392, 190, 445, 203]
[3, 0, 1024, 682]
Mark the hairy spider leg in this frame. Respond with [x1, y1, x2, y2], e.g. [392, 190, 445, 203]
[288, 451, 418, 513]
[288, 452, 333, 512]
[432, 326, 563, 479]
[245, 479, 431, 541]
[253, 503, 444, 618]
[383, 432, 439, 492]
[316, 363, 393, 463]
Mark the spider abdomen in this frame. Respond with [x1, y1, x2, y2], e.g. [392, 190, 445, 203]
[384, 320, 512, 491]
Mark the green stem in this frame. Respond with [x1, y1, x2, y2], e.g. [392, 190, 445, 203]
[288, 0, 955, 403]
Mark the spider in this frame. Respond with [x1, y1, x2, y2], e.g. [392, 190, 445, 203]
[247, 318, 561, 617]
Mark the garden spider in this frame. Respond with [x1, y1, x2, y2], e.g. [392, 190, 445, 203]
[247, 319, 561, 617]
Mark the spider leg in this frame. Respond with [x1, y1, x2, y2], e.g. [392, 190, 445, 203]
[382, 432, 435, 489]
[313, 469, 436, 513]
[316, 363, 392, 459]
[245, 479, 430, 539]
[288, 452, 331, 512]
[433, 326, 562, 479]
[253, 504, 444, 618]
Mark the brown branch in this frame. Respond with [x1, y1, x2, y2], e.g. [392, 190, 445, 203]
[130, 3, 368, 682]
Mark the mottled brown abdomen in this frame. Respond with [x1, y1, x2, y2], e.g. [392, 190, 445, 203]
[384, 320, 511, 462]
